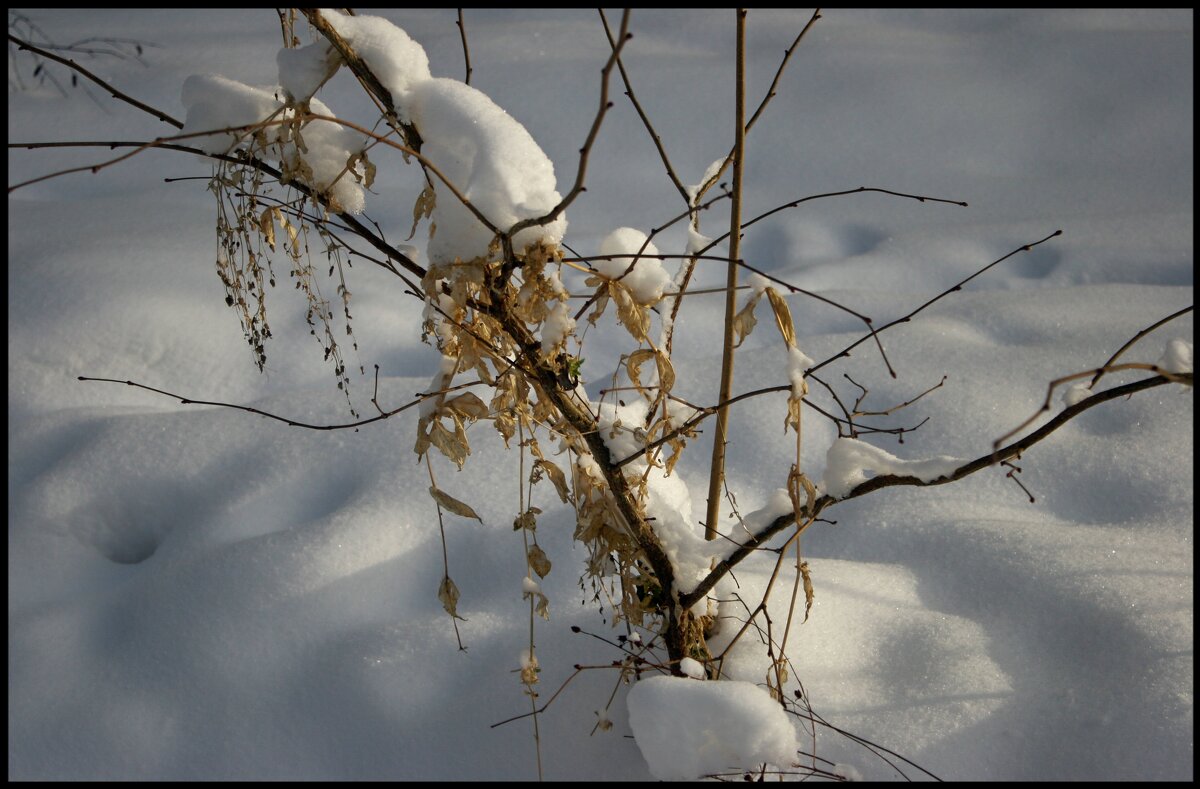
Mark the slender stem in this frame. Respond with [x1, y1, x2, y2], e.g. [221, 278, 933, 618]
[7, 33, 183, 128]
[704, 9, 747, 541]
[455, 9, 473, 85]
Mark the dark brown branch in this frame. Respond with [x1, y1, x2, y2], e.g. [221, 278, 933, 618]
[75, 375, 448, 430]
[455, 9, 472, 85]
[691, 9, 823, 204]
[679, 371, 1189, 609]
[299, 12, 391, 113]
[807, 229, 1063, 377]
[598, 9, 689, 207]
[506, 10, 632, 240]
[9, 126, 428, 282]
[1088, 304, 1193, 388]
[995, 361, 1193, 449]
[8, 33, 184, 128]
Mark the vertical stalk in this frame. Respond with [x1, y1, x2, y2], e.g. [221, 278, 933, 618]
[705, 8, 747, 541]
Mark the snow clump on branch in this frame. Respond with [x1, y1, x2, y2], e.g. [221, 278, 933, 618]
[181, 9, 566, 261]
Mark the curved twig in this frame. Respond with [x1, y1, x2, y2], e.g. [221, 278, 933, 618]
[8, 33, 183, 128]
[679, 370, 1190, 608]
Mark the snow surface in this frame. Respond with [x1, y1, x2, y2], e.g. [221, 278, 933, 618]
[7, 8, 1193, 782]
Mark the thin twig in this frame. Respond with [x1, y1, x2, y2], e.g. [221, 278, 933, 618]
[8, 33, 182, 128]
[807, 230, 1063, 377]
[75, 375, 482, 430]
[598, 9, 689, 205]
[1088, 304, 1193, 388]
[506, 10, 632, 239]
[680, 369, 1190, 609]
[455, 9, 472, 85]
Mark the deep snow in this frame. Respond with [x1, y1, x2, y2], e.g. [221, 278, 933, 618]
[8, 8, 1193, 781]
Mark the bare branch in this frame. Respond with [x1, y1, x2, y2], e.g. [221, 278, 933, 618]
[1088, 304, 1193, 388]
[807, 229, 1063, 377]
[506, 10, 632, 239]
[598, 9, 689, 206]
[8, 33, 183, 128]
[74, 375, 468, 430]
[455, 9, 472, 85]
[680, 370, 1189, 609]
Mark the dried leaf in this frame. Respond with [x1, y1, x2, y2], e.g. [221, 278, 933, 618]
[522, 586, 551, 621]
[730, 295, 760, 349]
[787, 464, 817, 521]
[626, 349, 656, 397]
[513, 507, 541, 531]
[361, 152, 376, 189]
[663, 437, 685, 476]
[438, 575, 467, 620]
[785, 393, 803, 434]
[535, 594, 550, 620]
[428, 418, 469, 469]
[586, 287, 611, 326]
[655, 352, 676, 396]
[765, 287, 796, 348]
[258, 207, 276, 252]
[536, 459, 570, 503]
[611, 283, 650, 342]
[527, 544, 552, 578]
[409, 183, 436, 241]
[414, 419, 432, 458]
[429, 484, 482, 522]
[444, 391, 490, 421]
[800, 560, 815, 624]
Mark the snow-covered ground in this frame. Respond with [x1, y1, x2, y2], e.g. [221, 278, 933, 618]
[8, 9, 1192, 781]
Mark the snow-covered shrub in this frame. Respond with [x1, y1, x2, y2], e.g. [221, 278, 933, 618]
[10, 8, 1192, 781]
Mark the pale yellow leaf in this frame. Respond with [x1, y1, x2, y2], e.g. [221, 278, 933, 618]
[612, 283, 649, 342]
[429, 484, 482, 521]
[800, 560, 815, 624]
[765, 287, 796, 348]
[536, 459, 571, 504]
[730, 296, 760, 349]
[258, 207, 276, 252]
[655, 351, 675, 396]
[626, 349, 656, 397]
[445, 391, 490, 421]
[438, 575, 467, 620]
[428, 418, 469, 469]
[409, 182, 436, 241]
[784, 394, 803, 434]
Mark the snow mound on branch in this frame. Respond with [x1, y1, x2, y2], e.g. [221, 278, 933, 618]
[822, 437, 961, 500]
[319, 8, 431, 113]
[596, 227, 670, 305]
[180, 74, 283, 155]
[187, 10, 564, 260]
[627, 674, 798, 780]
[180, 76, 368, 214]
[407, 77, 566, 264]
[1157, 338, 1192, 374]
[276, 42, 340, 101]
